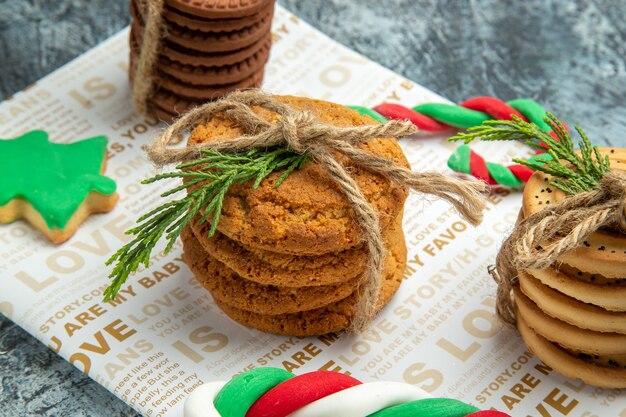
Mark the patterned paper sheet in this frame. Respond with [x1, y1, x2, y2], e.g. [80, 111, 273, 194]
[0, 5, 624, 417]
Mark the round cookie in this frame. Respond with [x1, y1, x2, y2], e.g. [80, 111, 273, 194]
[559, 232, 626, 279]
[557, 262, 625, 286]
[522, 147, 626, 278]
[157, 46, 270, 85]
[131, 1, 272, 53]
[163, 3, 273, 32]
[131, 22, 272, 67]
[134, 0, 273, 32]
[129, 31, 269, 86]
[181, 227, 359, 315]
[191, 217, 368, 287]
[155, 68, 265, 100]
[514, 290, 626, 355]
[572, 351, 626, 370]
[212, 229, 407, 336]
[138, 76, 263, 118]
[164, 19, 272, 54]
[151, 104, 178, 123]
[526, 267, 626, 311]
[518, 271, 626, 334]
[129, 36, 268, 88]
[187, 96, 410, 255]
[517, 314, 626, 388]
[164, 0, 272, 19]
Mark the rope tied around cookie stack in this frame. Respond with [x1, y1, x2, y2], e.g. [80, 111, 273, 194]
[493, 171, 626, 325]
[147, 90, 486, 332]
[132, 0, 166, 115]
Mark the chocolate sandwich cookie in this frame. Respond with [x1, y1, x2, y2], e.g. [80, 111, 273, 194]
[132, 24, 272, 67]
[518, 271, 626, 334]
[157, 49, 269, 85]
[129, 35, 270, 86]
[191, 217, 368, 287]
[514, 290, 626, 356]
[134, 0, 274, 32]
[129, 65, 265, 117]
[164, 3, 273, 32]
[181, 227, 358, 315]
[187, 96, 410, 255]
[128, 51, 264, 115]
[522, 148, 626, 279]
[142, 75, 263, 119]
[142, 65, 266, 101]
[151, 106, 179, 124]
[517, 314, 626, 388]
[130, 33, 270, 88]
[146, 92, 193, 121]
[165, 0, 272, 20]
[212, 228, 407, 336]
[155, 68, 265, 100]
[131, 1, 272, 53]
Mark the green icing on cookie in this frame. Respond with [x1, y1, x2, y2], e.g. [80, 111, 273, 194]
[0, 130, 116, 229]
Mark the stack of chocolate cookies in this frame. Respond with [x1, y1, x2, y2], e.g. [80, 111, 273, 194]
[181, 96, 409, 336]
[129, 0, 275, 122]
[514, 147, 626, 388]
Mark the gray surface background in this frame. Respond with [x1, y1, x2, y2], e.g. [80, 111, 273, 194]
[0, 0, 624, 415]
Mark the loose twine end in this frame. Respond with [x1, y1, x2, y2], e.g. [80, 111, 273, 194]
[147, 90, 489, 333]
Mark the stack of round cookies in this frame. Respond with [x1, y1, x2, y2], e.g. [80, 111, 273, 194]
[180, 96, 409, 336]
[129, 0, 275, 122]
[514, 148, 626, 388]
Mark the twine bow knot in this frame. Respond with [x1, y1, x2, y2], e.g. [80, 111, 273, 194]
[147, 90, 487, 332]
[493, 170, 626, 325]
[274, 111, 318, 153]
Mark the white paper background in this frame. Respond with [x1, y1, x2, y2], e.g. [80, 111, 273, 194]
[0, 5, 624, 417]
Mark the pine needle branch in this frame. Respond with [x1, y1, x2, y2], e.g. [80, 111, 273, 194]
[103, 147, 310, 301]
[449, 112, 610, 195]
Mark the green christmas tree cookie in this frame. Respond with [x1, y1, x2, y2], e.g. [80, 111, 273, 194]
[0, 130, 118, 243]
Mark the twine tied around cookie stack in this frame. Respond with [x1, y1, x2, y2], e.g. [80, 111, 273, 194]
[492, 171, 626, 325]
[147, 90, 486, 332]
[448, 112, 626, 388]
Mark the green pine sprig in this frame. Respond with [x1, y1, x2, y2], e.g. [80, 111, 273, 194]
[449, 112, 610, 195]
[103, 146, 310, 301]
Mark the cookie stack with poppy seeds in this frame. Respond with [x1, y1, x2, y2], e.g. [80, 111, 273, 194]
[129, 0, 275, 122]
[180, 96, 409, 336]
[514, 147, 626, 388]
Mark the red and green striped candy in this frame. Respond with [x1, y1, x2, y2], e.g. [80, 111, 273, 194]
[349, 96, 558, 187]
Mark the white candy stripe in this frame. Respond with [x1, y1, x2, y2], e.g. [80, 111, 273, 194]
[183, 381, 227, 417]
[286, 381, 430, 417]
